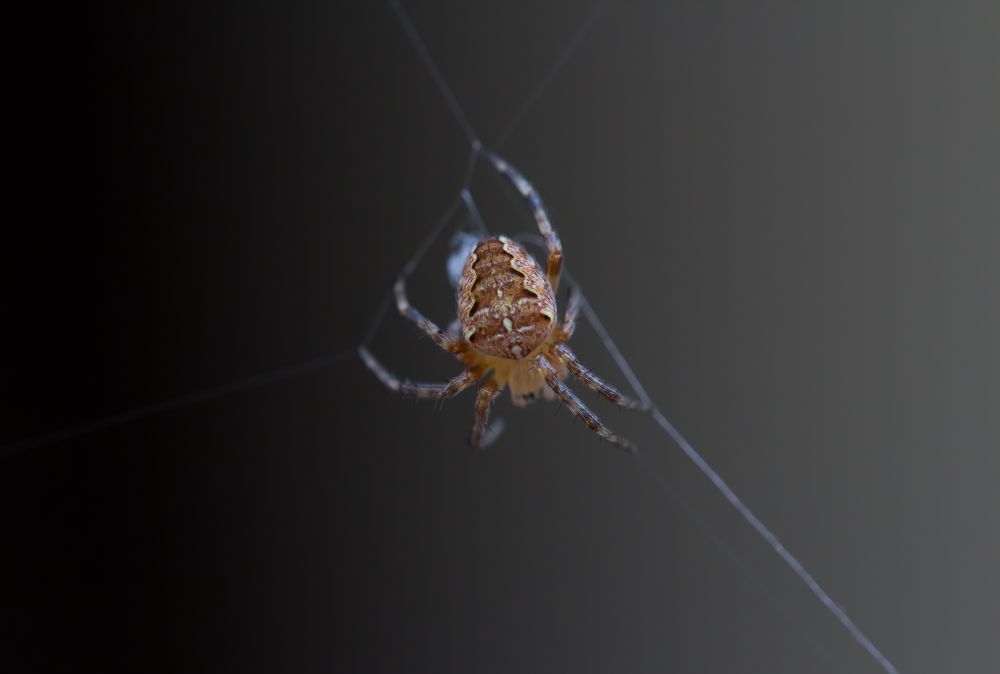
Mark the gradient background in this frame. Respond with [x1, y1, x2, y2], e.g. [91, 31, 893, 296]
[6, 1, 1000, 672]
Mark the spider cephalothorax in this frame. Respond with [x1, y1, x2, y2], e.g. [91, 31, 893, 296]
[360, 154, 646, 450]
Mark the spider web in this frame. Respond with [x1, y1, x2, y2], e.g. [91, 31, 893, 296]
[2, 3, 898, 673]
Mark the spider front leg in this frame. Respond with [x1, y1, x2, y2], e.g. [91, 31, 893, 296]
[359, 346, 478, 398]
[488, 154, 562, 292]
[533, 355, 636, 452]
[394, 277, 461, 353]
[549, 344, 648, 411]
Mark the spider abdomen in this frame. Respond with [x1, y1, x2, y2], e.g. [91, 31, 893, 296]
[457, 236, 556, 360]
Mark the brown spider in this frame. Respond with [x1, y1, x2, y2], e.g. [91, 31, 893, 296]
[359, 154, 646, 450]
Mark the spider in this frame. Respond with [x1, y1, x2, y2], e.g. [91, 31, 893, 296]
[359, 153, 646, 450]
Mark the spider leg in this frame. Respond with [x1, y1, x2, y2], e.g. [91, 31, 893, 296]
[394, 277, 462, 353]
[549, 344, 648, 411]
[359, 346, 478, 398]
[552, 283, 581, 342]
[487, 153, 562, 292]
[470, 379, 503, 448]
[533, 354, 636, 452]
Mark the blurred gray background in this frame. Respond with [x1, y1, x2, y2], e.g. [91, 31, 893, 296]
[6, 1, 1000, 672]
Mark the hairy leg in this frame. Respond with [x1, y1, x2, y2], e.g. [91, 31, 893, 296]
[395, 277, 461, 353]
[549, 344, 648, 410]
[359, 346, 477, 398]
[487, 153, 563, 291]
[552, 284, 581, 342]
[470, 379, 502, 448]
[534, 355, 636, 452]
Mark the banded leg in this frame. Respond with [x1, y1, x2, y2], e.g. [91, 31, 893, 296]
[552, 284, 581, 342]
[470, 379, 502, 448]
[488, 153, 563, 292]
[359, 346, 477, 398]
[534, 355, 636, 452]
[549, 344, 648, 411]
[395, 277, 460, 353]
